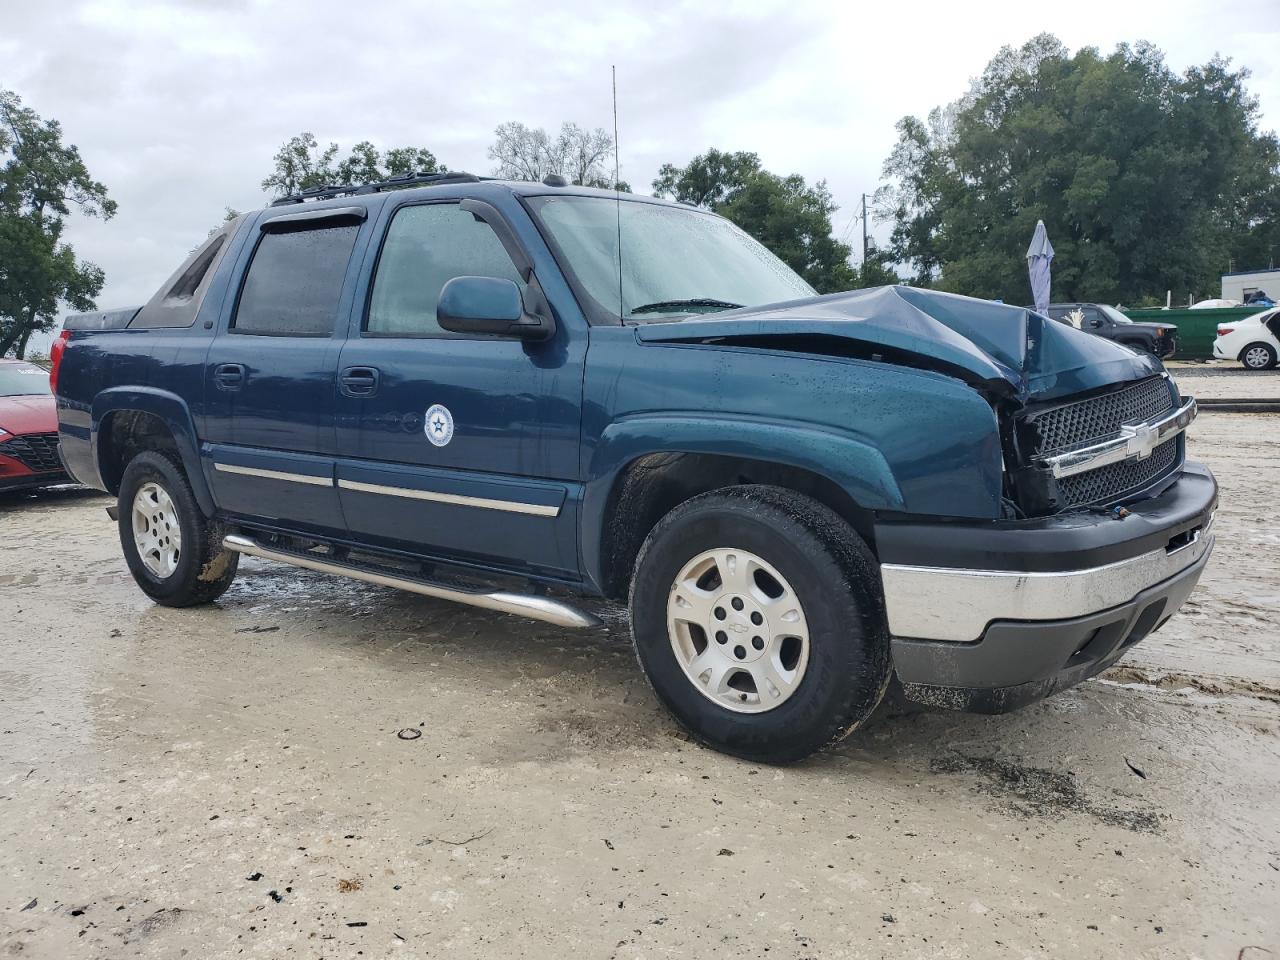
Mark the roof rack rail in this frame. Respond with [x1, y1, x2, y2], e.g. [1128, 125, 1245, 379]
[269, 170, 485, 206]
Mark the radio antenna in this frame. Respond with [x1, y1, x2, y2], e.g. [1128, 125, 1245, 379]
[612, 64, 623, 320]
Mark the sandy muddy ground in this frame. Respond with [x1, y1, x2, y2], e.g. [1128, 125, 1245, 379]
[1165, 361, 1280, 401]
[2, 387, 1278, 958]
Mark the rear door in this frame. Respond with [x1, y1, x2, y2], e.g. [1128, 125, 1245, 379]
[1265, 310, 1280, 344]
[202, 206, 370, 536]
[333, 197, 586, 577]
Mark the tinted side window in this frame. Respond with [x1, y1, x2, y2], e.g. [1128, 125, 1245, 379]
[233, 224, 360, 336]
[366, 203, 523, 337]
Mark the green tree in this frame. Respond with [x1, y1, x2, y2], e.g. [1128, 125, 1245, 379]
[261, 133, 445, 198]
[333, 139, 381, 186]
[653, 150, 858, 293]
[261, 132, 340, 196]
[721, 174, 856, 292]
[652, 149, 762, 208]
[1, 90, 115, 358]
[383, 147, 443, 178]
[881, 35, 1280, 303]
[849, 242, 902, 289]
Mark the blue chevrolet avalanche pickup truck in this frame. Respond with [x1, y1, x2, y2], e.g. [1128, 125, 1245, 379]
[52, 172, 1216, 762]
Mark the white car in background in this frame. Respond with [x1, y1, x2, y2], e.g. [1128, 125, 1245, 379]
[1214, 308, 1280, 370]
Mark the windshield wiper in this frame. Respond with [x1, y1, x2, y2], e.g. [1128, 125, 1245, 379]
[628, 298, 743, 316]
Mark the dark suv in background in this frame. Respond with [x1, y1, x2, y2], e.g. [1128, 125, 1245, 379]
[1044, 303, 1178, 359]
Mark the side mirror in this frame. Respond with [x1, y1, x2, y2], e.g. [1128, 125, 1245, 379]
[1088, 317, 1104, 328]
[437, 276, 554, 341]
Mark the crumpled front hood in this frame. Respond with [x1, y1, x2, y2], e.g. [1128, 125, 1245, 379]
[635, 285, 1161, 404]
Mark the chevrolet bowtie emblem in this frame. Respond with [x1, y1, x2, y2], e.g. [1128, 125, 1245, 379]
[1122, 421, 1159, 460]
[1029, 397, 1194, 481]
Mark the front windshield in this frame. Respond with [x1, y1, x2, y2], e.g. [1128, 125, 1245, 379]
[527, 195, 815, 321]
[0, 362, 51, 397]
[1098, 304, 1132, 324]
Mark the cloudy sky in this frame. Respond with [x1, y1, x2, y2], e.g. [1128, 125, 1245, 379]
[4, 0, 1278, 346]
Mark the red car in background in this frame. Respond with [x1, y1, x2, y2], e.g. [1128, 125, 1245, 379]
[0, 359, 71, 492]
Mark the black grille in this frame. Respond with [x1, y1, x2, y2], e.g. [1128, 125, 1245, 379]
[1057, 435, 1179, 507]
[0, 432, 63, 472]
[1030, 377, 1175, 454]
[1020, 376, 1182, 510]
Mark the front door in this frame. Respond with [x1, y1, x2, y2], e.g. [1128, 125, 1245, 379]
[334, 199, 585, 577]
[203, 209, 368, 536]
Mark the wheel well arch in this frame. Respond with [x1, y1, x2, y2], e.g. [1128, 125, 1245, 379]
[596, 452, 875, 600]
[97, 409, 181, 495]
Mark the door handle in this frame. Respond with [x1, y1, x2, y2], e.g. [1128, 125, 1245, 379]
[340, 366, 380, 398]
[213, 362, 246, 391]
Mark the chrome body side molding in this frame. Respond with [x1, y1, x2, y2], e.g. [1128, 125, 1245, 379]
[211, 462, 560, 516]
[336, 478, 560, 517]
[213, 462, 333, 487]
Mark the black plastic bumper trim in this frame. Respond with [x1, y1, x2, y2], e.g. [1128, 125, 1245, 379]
[874, 462, 1217, 573]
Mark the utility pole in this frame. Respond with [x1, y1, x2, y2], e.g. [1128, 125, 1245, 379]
[861, 193, 869, 265]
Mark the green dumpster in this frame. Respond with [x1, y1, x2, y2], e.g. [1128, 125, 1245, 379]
[1122, 306, 1268, 361]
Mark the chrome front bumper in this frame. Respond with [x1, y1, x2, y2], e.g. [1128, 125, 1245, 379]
[881, 523, 1213, 642]
[877, 460, 1218, 711]
[889, 545, 1213, 712]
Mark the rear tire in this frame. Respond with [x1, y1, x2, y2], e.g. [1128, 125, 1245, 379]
[117, 450, 239, 607]
[629, 485, 890, 764]
[1240, 342, 1277, 370]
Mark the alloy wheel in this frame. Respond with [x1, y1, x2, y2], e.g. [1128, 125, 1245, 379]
[131, 481, 182, 578]
[666, 547, 810, 713]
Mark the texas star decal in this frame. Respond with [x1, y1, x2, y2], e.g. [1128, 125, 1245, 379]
[424, 404, 454, 447]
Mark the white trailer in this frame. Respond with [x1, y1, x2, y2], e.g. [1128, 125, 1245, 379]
[1222, 269, 1280, 303]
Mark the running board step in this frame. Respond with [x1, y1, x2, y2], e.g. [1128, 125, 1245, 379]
[221, 534, 600, 629]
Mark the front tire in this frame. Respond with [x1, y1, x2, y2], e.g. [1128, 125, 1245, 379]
[117, 450, 239, 607]
[629, 486, 890, 764]
[1240, 342, 1277, 370]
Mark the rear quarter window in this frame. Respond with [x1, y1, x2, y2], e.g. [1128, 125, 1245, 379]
[129, 228, 234, 330]
[233, 224, 360, 337]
